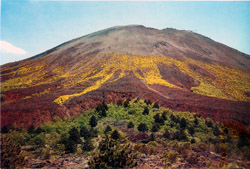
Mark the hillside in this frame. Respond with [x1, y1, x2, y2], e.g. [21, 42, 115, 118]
[1, 99, 249, 168]
[1, 25, 250, 129]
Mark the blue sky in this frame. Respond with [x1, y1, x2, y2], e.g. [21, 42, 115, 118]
[1, 0, 250, 65]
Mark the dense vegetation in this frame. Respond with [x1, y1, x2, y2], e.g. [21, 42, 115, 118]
[1, 99, 250, 168]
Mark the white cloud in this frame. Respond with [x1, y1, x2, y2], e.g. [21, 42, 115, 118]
[0, 41, 26, 55]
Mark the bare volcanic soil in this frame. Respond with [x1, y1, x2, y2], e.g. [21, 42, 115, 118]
[1, 25, 250, 130]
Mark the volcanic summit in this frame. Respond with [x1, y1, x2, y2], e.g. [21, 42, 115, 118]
[1, 25, 250, 128]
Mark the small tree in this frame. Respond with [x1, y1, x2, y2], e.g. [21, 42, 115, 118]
[170, 114, 178, 123]
[1, 125, 9, 133]
[224, 128, 229, 135]
[99, 109, 107, 117]
[194, 117, 199, 125]
[153, 102, 159, 109]
[138, 123, 148, 132]
[191, 138, 196, 144]
[142, 107, 149, 115]
[64, 138, 77, 154]
[144, 100, 152, 105]
[205, 120, 213, 128]
[89, 135, 137, 168]
[82, 138, 94, 152]
[213, 126, 221, 136]
[123, 99, 130, 108]
[127, 122, 134, 129]
[80, 126, 91, 139]
[151, 123, 160, 132]
[154, 113, 164, 125]
[89, 115, 98, 128]
[117, 100, 123, 106]
[28, 124, 35, 134]
[163, 129, 170, 139]
[180, 117, 187, 129]
[188, 126, 195, 136]
[35, 127, 43, 134]
[149, 133, 155, 141]
[162, 111, 168, 121]
[104, 125, 112, 134]
[69, 127, 81, 144]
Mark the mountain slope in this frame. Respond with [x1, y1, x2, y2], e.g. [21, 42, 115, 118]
[1, 25, 250, 129]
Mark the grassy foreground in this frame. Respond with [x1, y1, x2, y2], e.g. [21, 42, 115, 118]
[1, 98, 249, 168]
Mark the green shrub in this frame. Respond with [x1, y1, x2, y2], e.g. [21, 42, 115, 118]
[80, 126, 91, 139]
[82, 138, 94, 152]
[89, 115, 98, 128]
[1, 125, 9, 133]
[128, 110, 136, 115]
[153, 102, 159, 109]
[151, 123, 160, 132]
[111, 130, 120, 140]
[127, 122, 134, 129]
[89, 135, 137, 168]
[138, 123, 148, 132]
[180, 117, 187, 129]
[1, 135, 27, 168]
[104, 125, 112, 134]
[142, 107, 149, 115]
[163, 129, 170, 139]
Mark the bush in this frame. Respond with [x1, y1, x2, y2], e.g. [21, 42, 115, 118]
[89, 135, 137, 168]
[89, 115, 98, 128]
[151, 123, 160, 132]
[127, 122, 134, 129]
[142, 107, 149, 115]
[138, 123, 148, 132]
[111, 130, 120, 140]
[104, 125, 112, 134]
[1, 135, 27, 168]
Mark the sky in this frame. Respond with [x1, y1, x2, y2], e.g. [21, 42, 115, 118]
[1, 0, 250, 65]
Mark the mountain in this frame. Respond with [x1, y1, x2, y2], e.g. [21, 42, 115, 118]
[1, 25, 250, 129]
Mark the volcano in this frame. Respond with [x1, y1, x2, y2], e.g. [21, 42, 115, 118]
[1, 25, 250, 129]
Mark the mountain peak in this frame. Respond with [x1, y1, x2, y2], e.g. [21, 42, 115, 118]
[1, 25, 250, 129]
